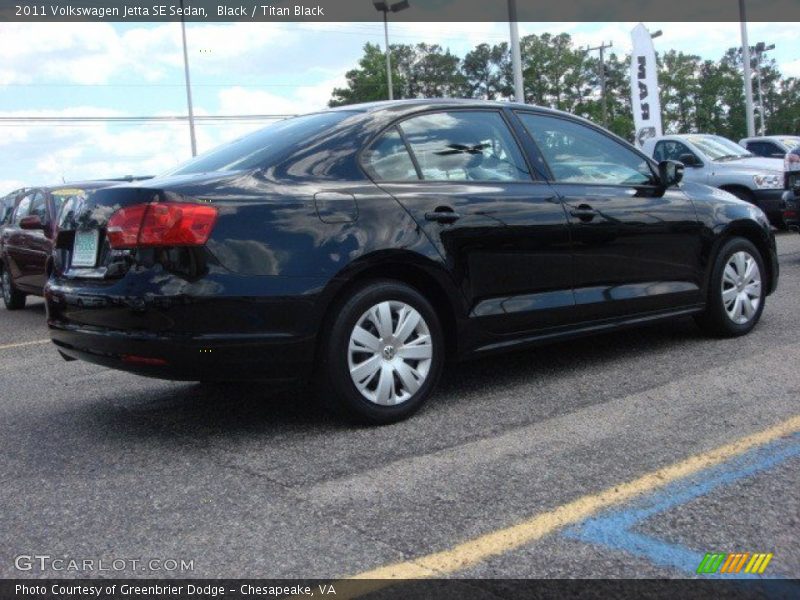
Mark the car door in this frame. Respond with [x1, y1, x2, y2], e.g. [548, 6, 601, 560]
[12, 190, 50, 291]
[364, 109, 575, 335]
[28, 190, 53, 290]
[3, 192, 34, 289]
[516, 112, 703, 323]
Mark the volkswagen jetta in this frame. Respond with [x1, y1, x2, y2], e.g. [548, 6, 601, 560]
[46, 100, 779, 423]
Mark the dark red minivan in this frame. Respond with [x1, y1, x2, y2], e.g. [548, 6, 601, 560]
[1, 182, 117, 309]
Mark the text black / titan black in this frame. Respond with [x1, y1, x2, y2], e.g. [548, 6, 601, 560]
[45, 100, 779, 423]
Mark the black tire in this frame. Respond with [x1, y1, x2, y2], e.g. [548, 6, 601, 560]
[694, 237, 766, 338]
[321, 279, 444, 425]
[1, 263, 26, 310]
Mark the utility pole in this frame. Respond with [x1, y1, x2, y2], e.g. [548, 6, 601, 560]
[739, 0, 756, 137]
[507, 0, 524, 103]
[179, 0, 197, 157]
[373, 1, 410, 101]
[586, 41, 613, 127]
[753, 42, 775, 136]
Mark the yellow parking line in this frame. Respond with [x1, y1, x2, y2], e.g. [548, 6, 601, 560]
[346, 414, 800, 584]
[0, 339, 50, 351]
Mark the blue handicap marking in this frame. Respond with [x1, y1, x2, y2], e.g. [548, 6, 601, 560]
[564, 432, 800, 579]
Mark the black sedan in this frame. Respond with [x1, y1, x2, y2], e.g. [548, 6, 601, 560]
[46, 100, 779, 423]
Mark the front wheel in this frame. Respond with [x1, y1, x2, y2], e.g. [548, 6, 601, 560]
[1, 264, 26, 310]
[322, 280, 444, 424]
[694, 238, 766, 337]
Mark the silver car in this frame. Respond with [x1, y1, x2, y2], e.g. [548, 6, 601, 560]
[739, 135, 800, 158]
[642, 134, 787, 227]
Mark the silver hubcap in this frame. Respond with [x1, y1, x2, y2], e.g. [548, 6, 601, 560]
[348, 300, 433, 406]
[722, 251, 761, 325]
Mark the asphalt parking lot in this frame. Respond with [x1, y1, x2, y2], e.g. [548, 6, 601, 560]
[1, 232, 799, 582]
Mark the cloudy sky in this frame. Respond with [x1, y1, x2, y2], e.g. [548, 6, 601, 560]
[1, 21, 798, 194]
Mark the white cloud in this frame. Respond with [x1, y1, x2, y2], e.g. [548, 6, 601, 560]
[781, 59, 800, 78]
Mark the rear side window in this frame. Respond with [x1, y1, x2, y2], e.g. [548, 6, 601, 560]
[165, 111, 357, 176]
[362, 127, 419, 181]
[519, 113, 653, 186]
[398, 111, 531, 181]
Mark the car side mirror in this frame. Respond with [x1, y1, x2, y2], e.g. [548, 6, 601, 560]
[658, 160, 684, 188]
[19, 215, 44, 230]
[678, 153, 701, 167]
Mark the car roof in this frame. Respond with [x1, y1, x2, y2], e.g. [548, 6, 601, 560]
[326, 98, 579, 120]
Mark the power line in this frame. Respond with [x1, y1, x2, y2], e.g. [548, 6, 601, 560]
[0, 114, 295, 124]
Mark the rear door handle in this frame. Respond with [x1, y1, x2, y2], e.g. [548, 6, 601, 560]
[569, 204, 598, 221]
[425, 208, 461, 224]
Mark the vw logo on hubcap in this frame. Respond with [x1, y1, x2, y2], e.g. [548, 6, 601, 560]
[382, 345, 396, 360]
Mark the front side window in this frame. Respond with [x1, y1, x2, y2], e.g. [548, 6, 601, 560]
[362, 127, 418, 181]
[654, 140, 695, 163]
[518, 113, 654, 186]
[398, 111, 530, 182]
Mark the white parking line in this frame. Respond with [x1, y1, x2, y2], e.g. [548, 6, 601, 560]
[0, 339, 50, 351]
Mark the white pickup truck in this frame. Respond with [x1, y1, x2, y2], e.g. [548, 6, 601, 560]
[642, 134, 788, 227]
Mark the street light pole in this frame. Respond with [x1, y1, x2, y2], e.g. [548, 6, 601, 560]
[382, 10, 393, 100]
[373, 1, 409, 101]
[586, 41, 613, 128]
[753, 42, 774, 136]
[179, 0, 197, 157]
[739, 0, 756, 138]
[507, 0, 524, 103]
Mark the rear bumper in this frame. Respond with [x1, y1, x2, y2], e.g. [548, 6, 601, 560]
[49, 324, 313, 382]
[45, 274, 326, 382]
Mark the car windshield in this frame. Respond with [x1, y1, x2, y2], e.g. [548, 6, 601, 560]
[684, 135, 753, 161]
[164, 111, 357, 176]
[776, 137, 800, 151]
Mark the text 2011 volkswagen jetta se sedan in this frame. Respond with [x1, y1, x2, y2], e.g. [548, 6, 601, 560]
[46, 100, 779, 423]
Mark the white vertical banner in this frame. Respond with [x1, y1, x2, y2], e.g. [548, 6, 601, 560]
[630, 23, 663, 147]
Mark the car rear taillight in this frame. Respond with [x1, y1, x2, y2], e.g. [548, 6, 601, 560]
[106, 202, 218, 249]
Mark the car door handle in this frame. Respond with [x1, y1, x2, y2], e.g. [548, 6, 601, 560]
[569, 204, 598, 221]
[425, 208, 461, 224]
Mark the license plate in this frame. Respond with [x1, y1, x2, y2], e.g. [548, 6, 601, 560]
[72, 229, 99, 268]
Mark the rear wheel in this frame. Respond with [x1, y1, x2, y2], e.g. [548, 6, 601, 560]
[1, 263, 26, 310]
[694, 238, 766, 337]
[322, 280, 444, 424]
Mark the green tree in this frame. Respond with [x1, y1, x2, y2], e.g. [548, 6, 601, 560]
[329, 43, 405, 107]
[329, 35, 798, 141]
[659, 50, 702, 133]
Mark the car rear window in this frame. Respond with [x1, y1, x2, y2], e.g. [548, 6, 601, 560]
[165, 111, 358, 176]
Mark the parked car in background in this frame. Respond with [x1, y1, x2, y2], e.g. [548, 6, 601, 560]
[643, 134, 788, 227]
[784, 145, 800, 232]
[739, 135, 800, 158]
[46, 100, 778, 423]
[1, 181, 118, 309]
